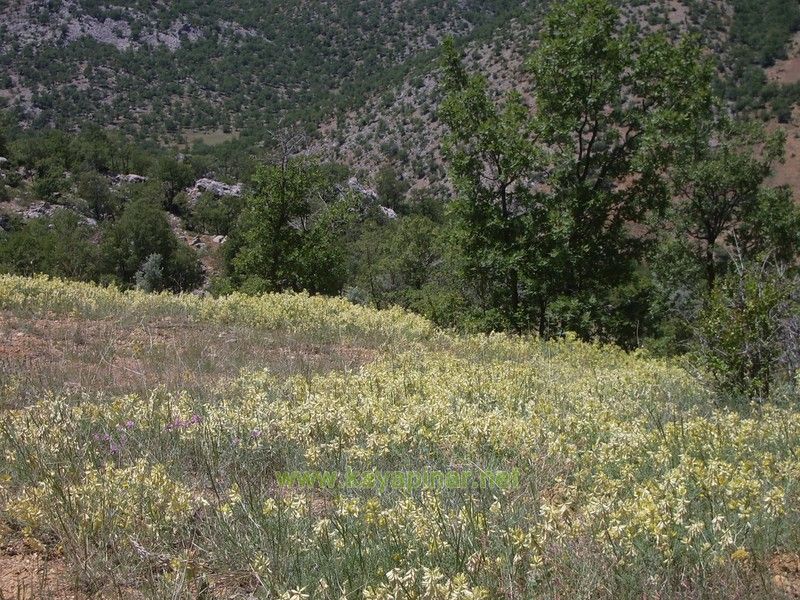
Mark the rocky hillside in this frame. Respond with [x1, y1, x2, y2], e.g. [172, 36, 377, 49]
[0, 0, 530, 141]
[1, 0, 798, 192]
[310, 0, 800, 191]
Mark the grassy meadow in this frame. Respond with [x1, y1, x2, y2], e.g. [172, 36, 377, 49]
[0, 275, 798, 598]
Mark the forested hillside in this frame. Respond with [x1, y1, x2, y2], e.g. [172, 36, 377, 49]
[3, 0, 798, 188]
[312, 0, 800, 187]
[0, 0, 529, 143]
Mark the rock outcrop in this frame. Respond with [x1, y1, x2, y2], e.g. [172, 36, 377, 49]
[186, 178, 243, 204]
[20, 202, 97, 227]
[114, 174, 148, 185]
[342, 177, 398, 220]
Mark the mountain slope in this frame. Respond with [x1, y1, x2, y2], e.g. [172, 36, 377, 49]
[309, 0, 800, 191]
[1, 0, 798, 193]
[0, 0, 530, 141]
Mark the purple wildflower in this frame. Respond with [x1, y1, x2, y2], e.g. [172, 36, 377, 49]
[166, 414, 203, 431]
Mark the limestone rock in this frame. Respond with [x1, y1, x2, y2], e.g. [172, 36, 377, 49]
[187, 178, 243, 204]
[114, 173, 148, 185]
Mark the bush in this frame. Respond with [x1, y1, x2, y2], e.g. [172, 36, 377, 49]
[693, 259, 800, 402]
[101, 198, 202, 291]
[187, 191, 244, 235]
[0, 211, 98, 280]
[134, 253, 165, 292]
[77, 170, 119, 221]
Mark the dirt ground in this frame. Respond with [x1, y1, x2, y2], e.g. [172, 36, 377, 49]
[767, 32, 800, 86]
[771, 553, 800, 599]
[0, 310, 375, 405]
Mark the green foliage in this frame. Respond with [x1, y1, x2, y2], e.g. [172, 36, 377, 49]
[374, 164, 411, 212]
[440, 0, 714, 344]
[3, 0, 526, 143]
[155, 156, 196, 213]
[729, 0, 800, 68]
[352, 215, 446, 313]
[101, 197, 202, 291]
[0, 113, 9, 157]
[647, 118, 799, 359]
[440, 36, 543, 333]
[669, 120, 786, 291]
[10, 127, 152, 176]
[721, 0, 800, 114]
[186, 191, 244, 236]
[77, 170, 118, 220]
[225, 158, 354, 295]
[694, 260, 800, 402]
[134, 253, 165, 292]
[0, 211, 98, 280]
[292, 195, 359, 296]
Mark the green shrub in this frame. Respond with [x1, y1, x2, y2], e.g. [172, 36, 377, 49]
[694, 260, 799, 402]
[101, 198, 202, 291]
[77, 170, 118, 221]
[187, 191, 244, 235]
[134, 253, 165, 292]
[0, 210, 98, 280]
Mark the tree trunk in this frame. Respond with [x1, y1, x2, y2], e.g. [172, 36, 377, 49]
[705, 243, 716, 292]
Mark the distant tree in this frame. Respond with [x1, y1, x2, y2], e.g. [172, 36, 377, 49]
[353, 215, 442, 309]
[669, 120, 788, 291]
[77, 170, 119, 221]
[187, 191, 245, 236]
[293, 193, 358, 295]
[374, 164, 410, 211]
[647, 118, 800, 356]
[0, 211, 98, 280]
[154, 156, 195, 213]
[226, 157, 353, 295]
[0, 112, 9, 157]
[31, 157, 68, 201]
[134, 253, 165, 292]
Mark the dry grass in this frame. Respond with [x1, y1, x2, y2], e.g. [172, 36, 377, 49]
[0, 310, 376, 406]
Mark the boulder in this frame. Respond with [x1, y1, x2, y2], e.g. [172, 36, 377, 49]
[20, 201, 97, 227]
[341, 178, 400, 220]
[345, 177, 379, 203]
[187, 178, 243, 204]
[380, 206, 398, 219]
[23, 201, 57, 220]
[114, 173, 148, 185]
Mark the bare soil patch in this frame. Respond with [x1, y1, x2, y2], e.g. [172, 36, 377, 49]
[767, 32, 800, 85]
[771, 553, 800, 599]
[0, 554, 76, 600]
[0, 310, 376, 404]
